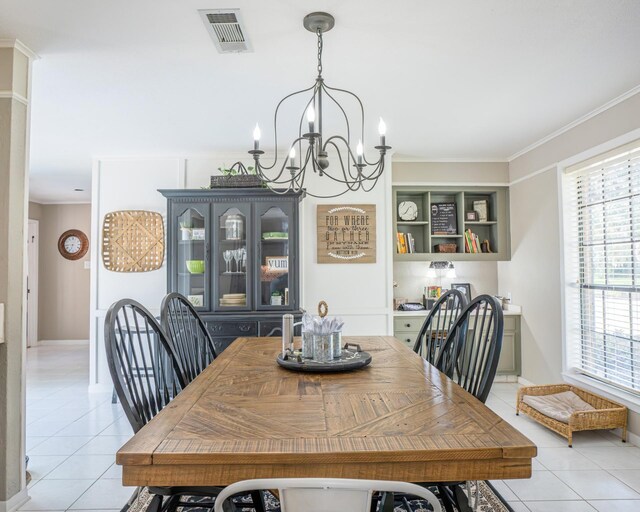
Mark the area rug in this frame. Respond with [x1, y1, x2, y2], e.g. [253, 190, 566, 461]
[123, 481, 513, 512]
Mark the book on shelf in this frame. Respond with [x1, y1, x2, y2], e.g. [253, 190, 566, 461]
[407, 233, 415, 253]
[397, 232, 407, 254]
[396, 232, 417, 254]
[464, 228, 484, 254]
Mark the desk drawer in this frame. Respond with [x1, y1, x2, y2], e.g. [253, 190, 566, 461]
[393, 317, 425, 332]
[395, 332, 418, 348]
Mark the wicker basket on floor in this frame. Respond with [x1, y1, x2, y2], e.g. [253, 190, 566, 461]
[516, 384, 628, 447]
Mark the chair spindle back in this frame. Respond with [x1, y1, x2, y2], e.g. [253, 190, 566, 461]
[435, 294, 504, 403]
[413, 289, 467, 364]
[104, 299, 186, 433]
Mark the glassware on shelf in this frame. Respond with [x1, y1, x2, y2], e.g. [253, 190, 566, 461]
[223, 250, 232, 273]
[225, 214, 243, 240]
[233, 249, 242, 273]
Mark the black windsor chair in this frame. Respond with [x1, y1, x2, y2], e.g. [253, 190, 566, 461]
[105, 299, 265, 512]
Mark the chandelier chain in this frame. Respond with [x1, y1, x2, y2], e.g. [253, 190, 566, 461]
[317, 29, 323, 77]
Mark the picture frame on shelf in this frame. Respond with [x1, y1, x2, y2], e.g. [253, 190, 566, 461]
[465, 211, 479, 221]
[430, 202, 457, 235]
[266, 256, 288, 272]
[191, 228, 206, 240]
[473, 200, 488, 222]
[451, 283, 472, 301]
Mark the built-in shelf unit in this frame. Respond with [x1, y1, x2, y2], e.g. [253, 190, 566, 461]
[393, 185, 510, 261]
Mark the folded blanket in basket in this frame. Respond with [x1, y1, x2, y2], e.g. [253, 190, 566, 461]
[522, 390, 595, 423]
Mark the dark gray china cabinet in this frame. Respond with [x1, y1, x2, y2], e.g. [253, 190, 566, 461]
[160, 188, 304, 354]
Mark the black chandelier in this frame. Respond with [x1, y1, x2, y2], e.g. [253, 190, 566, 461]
[228, 12, 390, 198]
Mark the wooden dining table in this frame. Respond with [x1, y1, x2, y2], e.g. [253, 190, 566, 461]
[117, 336, 536, 487]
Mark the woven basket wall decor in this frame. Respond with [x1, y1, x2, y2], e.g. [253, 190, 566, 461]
[102, 210, 165, 272]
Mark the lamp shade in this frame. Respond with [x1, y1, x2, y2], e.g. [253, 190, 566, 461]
[446, 262, 456, 279]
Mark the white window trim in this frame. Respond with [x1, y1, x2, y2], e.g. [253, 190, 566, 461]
[558, 127, 640, 409]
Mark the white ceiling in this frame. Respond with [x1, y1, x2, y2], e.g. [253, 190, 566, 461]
[1, 0, 639, 203]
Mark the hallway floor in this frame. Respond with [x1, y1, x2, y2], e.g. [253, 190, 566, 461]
[21, 344, 640, 511]
[23, 344, 133, 511]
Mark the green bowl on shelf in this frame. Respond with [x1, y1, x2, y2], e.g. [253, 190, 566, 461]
[262, 231, 288, 240]
[185, 260, 205, 274]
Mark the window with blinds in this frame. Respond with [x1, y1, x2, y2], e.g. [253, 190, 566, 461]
[564, 142, 640, 393]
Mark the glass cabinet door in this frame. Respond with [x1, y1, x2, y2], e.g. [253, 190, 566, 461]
[175, 204, 210, 310]
[214, 204, 251, 311]
[257, 204, 294, 310]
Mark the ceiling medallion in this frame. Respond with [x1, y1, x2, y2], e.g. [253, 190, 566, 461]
[228, 12, 390, 198]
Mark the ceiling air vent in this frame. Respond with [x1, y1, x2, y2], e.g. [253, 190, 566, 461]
[199, 9, 252, 54]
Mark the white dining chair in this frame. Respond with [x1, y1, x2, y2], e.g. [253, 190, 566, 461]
[213, 477, 442, 512]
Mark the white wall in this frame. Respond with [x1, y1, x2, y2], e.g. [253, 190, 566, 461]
[89, 154, 393, 390]
[498, 90, 640, 386]
[90, 158, 184, 390]
[497, 170, 562, 384]
[394, 261, 499, 303]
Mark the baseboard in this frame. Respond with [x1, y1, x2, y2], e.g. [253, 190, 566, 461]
[0, 488, 29, 512]
[494, 375, 518, 383]
[614, 427, 640, 447]
[37, 339, 89, 346]
[517, 376, 536, 387]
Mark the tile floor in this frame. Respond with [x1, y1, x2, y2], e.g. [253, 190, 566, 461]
[22, 344, 134, 511]
[20, 344, 640, 511]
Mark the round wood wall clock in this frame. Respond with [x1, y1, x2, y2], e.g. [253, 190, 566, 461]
[58, 229, 89, 260]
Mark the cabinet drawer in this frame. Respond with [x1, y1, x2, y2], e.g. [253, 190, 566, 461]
[207, 321, 257, 337]
[504, 316, 517, 331]
[393, 317, 425, 332]
[211, 336, 238, 354]
[394, 331, 418, 348]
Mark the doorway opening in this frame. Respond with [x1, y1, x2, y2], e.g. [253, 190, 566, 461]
[27, 219, 38, 348]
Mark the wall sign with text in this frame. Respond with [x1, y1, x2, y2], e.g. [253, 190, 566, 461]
[317, 204, 376, 264]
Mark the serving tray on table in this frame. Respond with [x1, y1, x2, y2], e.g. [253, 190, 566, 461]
[276, 343, 372, 373]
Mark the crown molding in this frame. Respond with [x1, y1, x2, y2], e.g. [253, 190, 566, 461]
[508, 84, 640, 162]
[0, 39, 39, 60]
[392, 181, 509, 187]
[391, 156, 508, 163]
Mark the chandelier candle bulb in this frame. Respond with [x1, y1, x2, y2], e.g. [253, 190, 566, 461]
[253, 123, 261, 150]
[356, 140, 364, 166]
[378, 118, 387, 147]
[289, 147, 296, 168]
[307, 104, 316, 133]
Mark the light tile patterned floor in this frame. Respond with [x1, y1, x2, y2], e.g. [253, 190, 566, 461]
[20, 344, 640, 511]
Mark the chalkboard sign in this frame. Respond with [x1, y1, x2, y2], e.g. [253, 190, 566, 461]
[431, 202, 457, 235]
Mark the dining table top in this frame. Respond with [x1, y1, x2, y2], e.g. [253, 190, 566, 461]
[117, 336, 536, 487]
